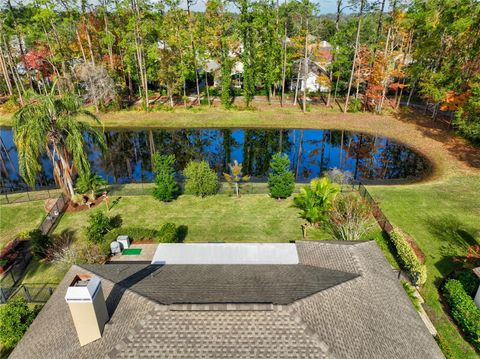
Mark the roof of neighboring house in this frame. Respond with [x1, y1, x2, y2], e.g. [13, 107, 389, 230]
[10, 241, 444, 359]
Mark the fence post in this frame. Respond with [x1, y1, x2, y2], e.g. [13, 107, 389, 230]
[26, 188, 31, 201]
[48, 287, 54, 296]
[3, 192, 8, 204]
[23, 286, 32, 302]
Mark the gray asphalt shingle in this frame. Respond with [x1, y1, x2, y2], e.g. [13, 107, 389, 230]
[9, 240, 444, 359]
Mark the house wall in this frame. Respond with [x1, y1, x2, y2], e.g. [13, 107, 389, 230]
[475, 285, 480, 308]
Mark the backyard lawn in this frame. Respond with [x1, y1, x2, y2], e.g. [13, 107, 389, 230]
[368, 175, 480, 359]
[0, 201, 45, 249]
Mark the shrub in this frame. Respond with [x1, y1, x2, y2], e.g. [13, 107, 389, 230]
[75, 173, 106, 198]
[105, 227, 158, 242]
[45, 229, 75, 262]
[293, 177, 340, 225]
[85, 210, 122, 243]
[152, 153, 179, 202]
[389, 229, 427, 285]
[348, 98, 362, 112]
[443, 279, 480, 350]
[156, 223, 187, 243]
[268, 153, 295, 199]
[29, 229, 52, 259]
[0, 298, 40, 351]
[327, 194, 374, 241]
[456, 270, 480, 297]
[184, 160, 218, 197]
[325, 168, 353, 185]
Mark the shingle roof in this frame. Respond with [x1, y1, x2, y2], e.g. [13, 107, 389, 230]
[10, 241, 444, 359]
[80, 264, 358, 305]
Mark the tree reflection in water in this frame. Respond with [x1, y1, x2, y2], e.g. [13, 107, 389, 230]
[0, 128, 431, 189]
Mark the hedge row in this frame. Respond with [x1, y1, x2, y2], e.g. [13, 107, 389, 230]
[443, 279, 480, 350]
[389, 228, 427, 285]
[105, 224, 186, 244]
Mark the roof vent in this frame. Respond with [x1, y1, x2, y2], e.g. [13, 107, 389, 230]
[65, 274, 109, 346]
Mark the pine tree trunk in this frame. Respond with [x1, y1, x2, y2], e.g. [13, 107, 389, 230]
[0, 44, 13, 96]
[302, 18, 309, 113]
[280, 0, 288, 107]
[344, 1, 364, 113]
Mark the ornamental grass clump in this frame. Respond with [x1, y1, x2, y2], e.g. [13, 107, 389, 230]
[327, 194, 374, 241]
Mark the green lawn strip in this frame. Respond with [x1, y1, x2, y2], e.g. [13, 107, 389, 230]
[367, 175, 480, 359]
[55, 194, 307, 243]
[0, 201, 46, 249]
[20, 260, 67, 285]
[0, 106, 339, 128]
[122, 248, 142, 255]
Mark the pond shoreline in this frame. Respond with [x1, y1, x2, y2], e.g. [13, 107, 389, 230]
[1, 108, 479, 185]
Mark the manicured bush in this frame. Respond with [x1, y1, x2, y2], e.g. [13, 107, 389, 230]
[268, 153, 295, 199]
[389, 228, 427, 285]
[29, 229, 52, 259]
[85, 210, 122, 243]
[456, 270, 480, 297]
[183, 160, 218, 197]
[156, 223, 178, 243]
[443, 279, 480, 350]
[0, 298, 40, 351]
[152, 153, 179, 202]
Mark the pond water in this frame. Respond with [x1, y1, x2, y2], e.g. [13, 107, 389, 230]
[0, 127, 430, 190]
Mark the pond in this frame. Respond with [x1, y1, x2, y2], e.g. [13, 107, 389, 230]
[0, 127, 430, 190]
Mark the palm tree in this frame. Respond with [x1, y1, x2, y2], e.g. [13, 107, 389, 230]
[293, 177, 340, 225]
[13, 91, 106, 198]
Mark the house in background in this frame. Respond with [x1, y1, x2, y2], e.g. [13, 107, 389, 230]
[291, 40, 333, 94]
[10, 240, 443, 359]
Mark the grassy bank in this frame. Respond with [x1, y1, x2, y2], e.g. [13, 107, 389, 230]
[368, 175, 480, 358]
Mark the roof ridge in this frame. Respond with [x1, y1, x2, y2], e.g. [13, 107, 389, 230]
[76, 263, 165, 309]
[286, 305, 338, 359]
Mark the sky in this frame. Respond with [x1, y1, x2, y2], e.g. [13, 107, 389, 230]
[179, 0, 391, 14]
[10, 0, 390, 15]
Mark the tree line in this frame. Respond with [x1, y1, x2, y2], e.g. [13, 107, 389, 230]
[0, 0, 479, 142]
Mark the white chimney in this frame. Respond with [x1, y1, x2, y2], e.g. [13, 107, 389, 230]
[65, 274, 109, 346]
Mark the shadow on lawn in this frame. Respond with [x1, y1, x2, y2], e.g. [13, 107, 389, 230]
[424, 215, 479, 280]
[395, 109, 480, 169]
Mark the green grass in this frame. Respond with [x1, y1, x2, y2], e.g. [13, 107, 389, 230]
[0, 201, 45, 249]
[56, 194, 309, 243]
[367, 175, 480, 359]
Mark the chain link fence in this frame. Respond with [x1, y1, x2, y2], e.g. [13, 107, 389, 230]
[0, 185, 62, 205]
[8, 283, 57, 303]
